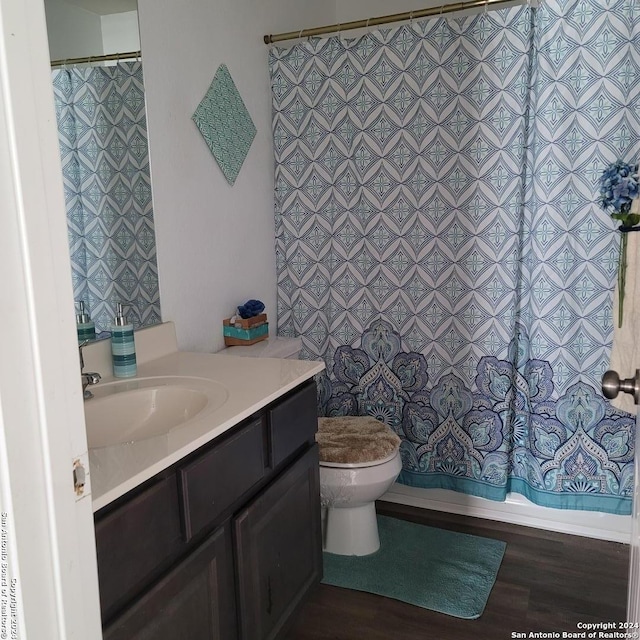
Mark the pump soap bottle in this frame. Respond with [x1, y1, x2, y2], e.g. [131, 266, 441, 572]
[76, 301, 96, 344]
[111, 303, 137, 378]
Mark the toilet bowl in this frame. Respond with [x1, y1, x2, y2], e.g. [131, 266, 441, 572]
[317, 416, 402, 556]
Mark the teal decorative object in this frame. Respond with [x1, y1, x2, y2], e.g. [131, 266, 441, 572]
[223, 322, 269, 342]
[192, 64, 256, 185]
[322, 516, 506, 619]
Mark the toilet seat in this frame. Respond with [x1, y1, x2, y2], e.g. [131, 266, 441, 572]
[319, 448, 399, 469]
[317, 416, 401, 466]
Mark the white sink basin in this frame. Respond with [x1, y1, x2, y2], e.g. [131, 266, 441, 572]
[84, 376, 228, 448]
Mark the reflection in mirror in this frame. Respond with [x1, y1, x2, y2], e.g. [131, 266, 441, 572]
[44, 0, 161, 336]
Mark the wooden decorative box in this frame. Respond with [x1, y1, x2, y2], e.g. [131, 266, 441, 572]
[223, 314, 268, 346]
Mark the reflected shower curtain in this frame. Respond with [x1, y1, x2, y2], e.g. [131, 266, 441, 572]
[269, 1, 640, 514]
[52, 62, 160, 333]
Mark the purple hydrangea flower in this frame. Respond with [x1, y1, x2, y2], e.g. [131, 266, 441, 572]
[599, 160, 639, 217]
[599, 160, 640, 329]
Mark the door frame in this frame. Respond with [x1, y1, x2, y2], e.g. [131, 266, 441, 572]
[0, 0, 102, 637]
[628, 410, 640, 622]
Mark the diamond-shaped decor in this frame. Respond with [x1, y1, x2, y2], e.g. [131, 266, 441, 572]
[192, 64, 256, 186]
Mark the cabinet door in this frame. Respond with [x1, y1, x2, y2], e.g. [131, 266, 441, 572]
[235, 445, 322, 640]
[95, 474, 184, 622]
[103, 524, 236, 640]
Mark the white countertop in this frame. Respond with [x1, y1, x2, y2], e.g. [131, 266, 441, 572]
[88, 350, 324, 512]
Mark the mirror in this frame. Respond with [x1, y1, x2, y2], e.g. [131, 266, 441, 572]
[44, 0, 161, 337]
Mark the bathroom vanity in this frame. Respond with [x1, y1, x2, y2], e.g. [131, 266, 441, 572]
[83, 323, 325, 640]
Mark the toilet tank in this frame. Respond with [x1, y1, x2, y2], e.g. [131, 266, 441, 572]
[219, 337, 302, 359]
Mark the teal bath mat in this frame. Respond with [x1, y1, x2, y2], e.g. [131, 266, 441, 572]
[322, 515, 506, 619]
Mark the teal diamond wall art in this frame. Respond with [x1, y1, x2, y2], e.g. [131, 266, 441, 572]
[192, 64, 256, 186]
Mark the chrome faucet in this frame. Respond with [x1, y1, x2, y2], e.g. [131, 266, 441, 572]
[79, 341, 101, 400]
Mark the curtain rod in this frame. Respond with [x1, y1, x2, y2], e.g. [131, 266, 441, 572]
[264, 0, 521, 44]
[50, 50, 141, 68]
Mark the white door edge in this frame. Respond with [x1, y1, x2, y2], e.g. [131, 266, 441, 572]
[628, 407, 640, 623]
[0, 0, 102, 637]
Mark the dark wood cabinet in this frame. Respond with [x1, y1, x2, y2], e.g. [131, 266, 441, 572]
[95, 474, 184, 621]
[103, 525, 236, 640]
[95, 380, 321, 640]
[179, 417, 266, 542]
[268, 382, 318, 467]
[235, 445, 322, 640]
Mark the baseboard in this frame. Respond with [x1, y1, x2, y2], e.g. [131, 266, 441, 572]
[380, 483, 631, 543]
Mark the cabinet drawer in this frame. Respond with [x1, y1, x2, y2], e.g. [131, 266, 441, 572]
[95, 474, 183, 623]
[179, 418, 265, 541]
[268, 381, 317, 468]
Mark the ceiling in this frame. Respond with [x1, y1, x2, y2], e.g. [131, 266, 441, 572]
[56, 0, 137, 16]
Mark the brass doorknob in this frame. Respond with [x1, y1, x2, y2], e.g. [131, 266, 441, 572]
[602, 370, 640, 405]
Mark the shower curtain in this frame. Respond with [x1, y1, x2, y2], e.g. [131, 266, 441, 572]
[52, 61, 160, 333]
[269, 0, 640, 514]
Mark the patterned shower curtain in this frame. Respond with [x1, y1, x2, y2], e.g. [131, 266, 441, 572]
[52, 62, 160, 333]
[269, 0, 640, 514]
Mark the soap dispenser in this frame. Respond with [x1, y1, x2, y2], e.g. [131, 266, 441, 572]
[111, 303, 137, 378]
[76, 301, 96, 344]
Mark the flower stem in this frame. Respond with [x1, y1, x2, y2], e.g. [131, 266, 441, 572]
[618, 231, 628, 329]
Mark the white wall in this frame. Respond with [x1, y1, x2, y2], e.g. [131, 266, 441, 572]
[44, 1, 138, 61]
[335, 0, 525, 25]
[137, 0, 336, 352]
[44, 0, 103, 60]
[336, 0, 441, 23]
[101, 10, 139, 54]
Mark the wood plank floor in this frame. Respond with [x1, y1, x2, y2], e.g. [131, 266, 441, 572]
[285, 502, 629, 640]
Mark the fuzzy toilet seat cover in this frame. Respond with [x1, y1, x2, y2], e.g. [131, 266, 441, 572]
[316, 416, 401, 465]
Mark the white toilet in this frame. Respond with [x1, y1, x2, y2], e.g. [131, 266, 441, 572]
[317, 416, 402, 557]
[220, 339, 402, 556]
